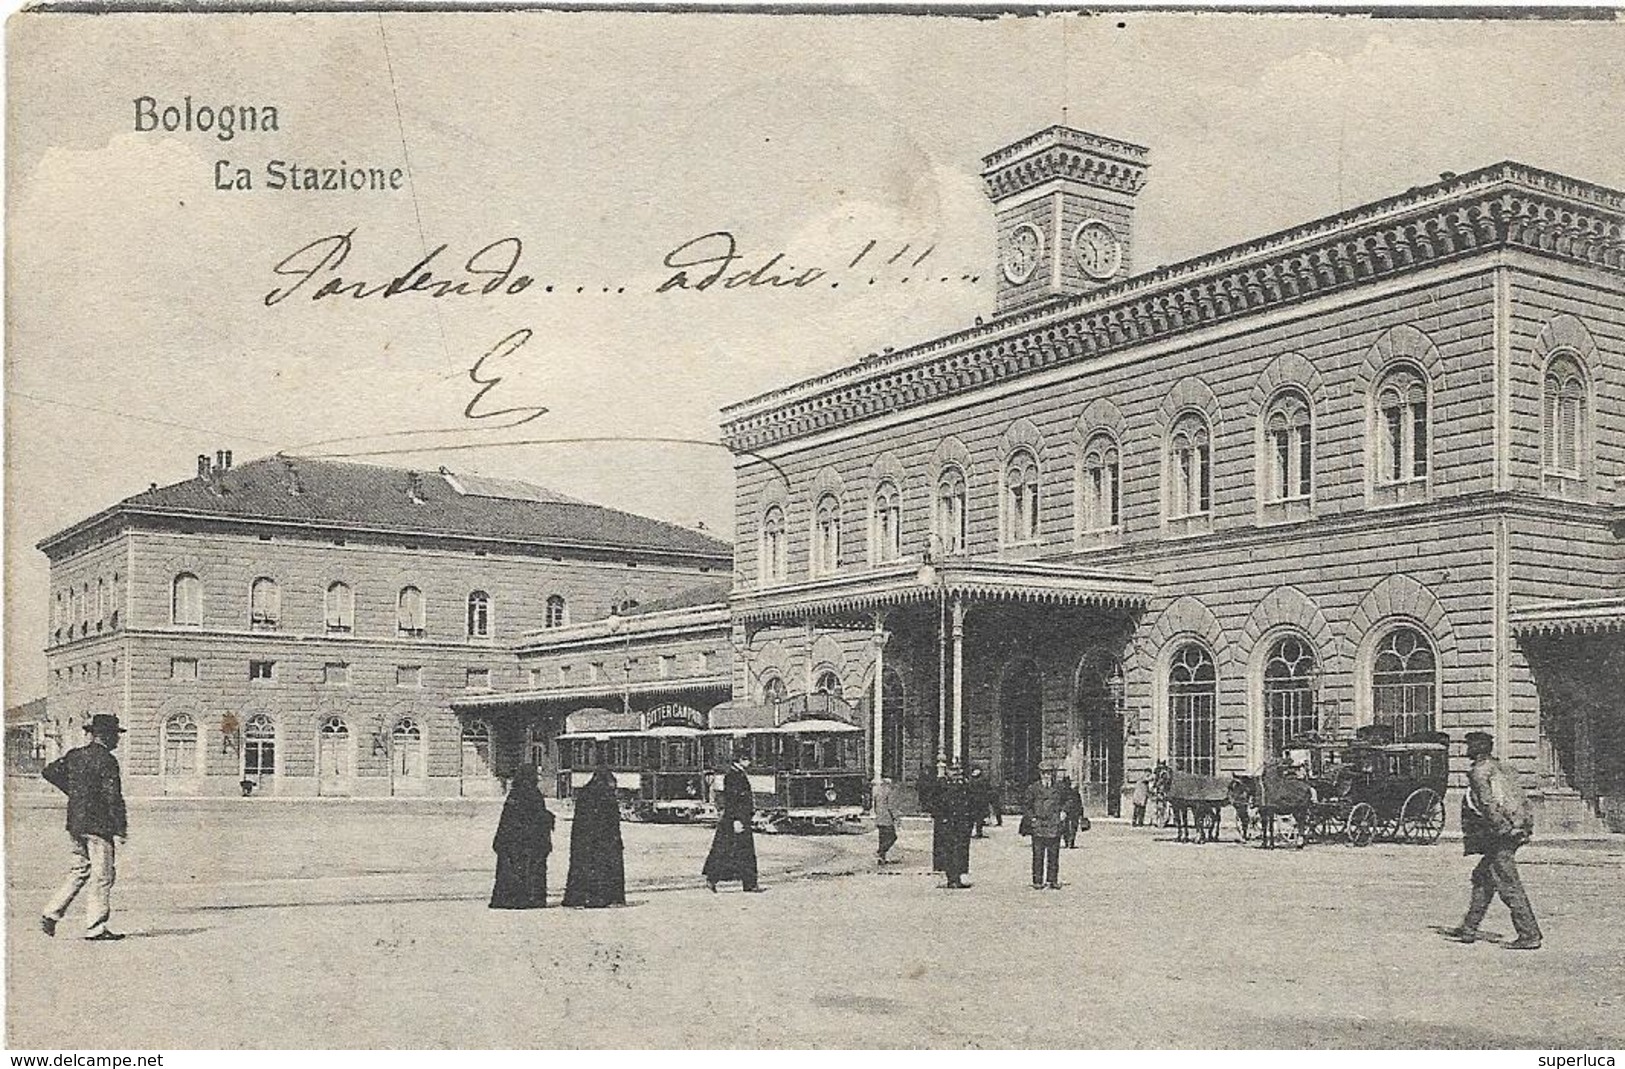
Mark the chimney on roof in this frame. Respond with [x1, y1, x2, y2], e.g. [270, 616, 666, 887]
[408, 471, 426, 504]
[215, 450, 225, 472]
[197, 454, 210, 479]
[223, 450, 232, 470]
[281, 456, 303, 496]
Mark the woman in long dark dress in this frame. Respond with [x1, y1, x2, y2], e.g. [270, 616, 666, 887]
[562, 764, 626, 908]
[490, 764, 555, 909]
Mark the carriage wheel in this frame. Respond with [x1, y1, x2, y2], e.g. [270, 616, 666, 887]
[1401, 788, 1445, 845]
[1344, 803, 1376, 847]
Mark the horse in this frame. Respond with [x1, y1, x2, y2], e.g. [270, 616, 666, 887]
[1160, 769, 1233, 844]
[1252, 762, 1315, 849]
[1228, 775, 1256, 841]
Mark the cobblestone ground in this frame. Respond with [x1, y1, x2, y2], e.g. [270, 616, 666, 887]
[5, 797, 1623, 1049]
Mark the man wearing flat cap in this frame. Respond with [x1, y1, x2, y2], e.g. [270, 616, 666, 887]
[1444, 731, 1542, 950]
[40, 713, 129, 940]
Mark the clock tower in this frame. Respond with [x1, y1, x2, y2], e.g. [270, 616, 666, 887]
[982, 126, 1149, 316]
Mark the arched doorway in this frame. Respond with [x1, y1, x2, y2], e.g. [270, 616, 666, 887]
[1076, 651, 1125, 816]
[881, 668, 904, 781]
[1000, 659, 1043, 790]
[317, 716, 353, 796]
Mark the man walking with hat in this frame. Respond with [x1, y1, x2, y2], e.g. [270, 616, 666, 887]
[1445, 731, 1542, 951]
[40, 713, 129, 941]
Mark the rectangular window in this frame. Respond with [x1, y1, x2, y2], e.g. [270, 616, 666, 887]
[396, 665, 422, 688]
[249, 660, 275, 681]
[660, 654, 677, 678]
[170, 658, 198, 682]
[466, 668, 491, 690]
[1298, 434, 1313, 498]
[323, 663, 349, 685]
[559, 665, 573, 686]
[588, 662, 603, 683]
[528, 667, 542, 688]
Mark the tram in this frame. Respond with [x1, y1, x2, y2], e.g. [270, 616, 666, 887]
[554, 706, 711, 821]
[704, 693, 867, 831]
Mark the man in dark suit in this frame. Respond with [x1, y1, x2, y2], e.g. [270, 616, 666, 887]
[40, 714, 128, 940]
[703, 754, 763, 892]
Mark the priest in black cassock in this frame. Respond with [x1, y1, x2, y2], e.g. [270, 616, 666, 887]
[931, 760, 974, 889]
[489, 764, 555, 909]
[703, 754, 764, 892]
[562, 764, 626, 908]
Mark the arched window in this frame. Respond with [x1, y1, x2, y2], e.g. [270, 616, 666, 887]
[935, 466, 967, 554]
[524, 721, 550, 767]
[544, 594, 567, 629]
[172, 573, 202, 628]
[397, 586, 426, 637]
[1371, 625, 1437, 737]
[1168, 413, 1212, 518]
[461, 720, 493, 780]
[467, 591, 491, 639]
[1080, 434, 1121, 532]
[1003, 449, 1041, 543]
[1375, 365, 1429, 484]
[871, 480, 901, 563]
[762, 674, 788, 707]
[814, 670, 843, 698]
[1264, 389, 1313, 502]
[392, 718, 424, 778]
[1262, 635, 1318, 756]
[812, 494, 842, 577]
[1168, 643, 1217, 774]
[162, 713, 199, 776]
[243, 714, 276, 780]
[319, 716, 351, 779]
[1543, 354, 1588, 477]
[250, 578, 281, 629]
[325, 582, 354, 634]
[759, 506, 787, 584]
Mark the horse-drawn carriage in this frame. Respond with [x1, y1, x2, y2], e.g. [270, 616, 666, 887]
[1157, 726, 1451, 847]
[1294, 729, 1449, 846]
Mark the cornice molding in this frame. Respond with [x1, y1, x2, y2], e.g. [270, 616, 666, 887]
[721, 163, 1625, 454]
[981, 126, 1151, 202]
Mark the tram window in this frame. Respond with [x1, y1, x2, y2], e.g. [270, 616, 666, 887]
[666, 739, 696, 768]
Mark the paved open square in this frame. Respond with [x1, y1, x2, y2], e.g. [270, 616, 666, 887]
[5, 798, 1623, 1049]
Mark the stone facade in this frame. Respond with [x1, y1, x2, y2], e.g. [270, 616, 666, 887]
[721, 131, 1625, 829]
[39, 459, 732, 797]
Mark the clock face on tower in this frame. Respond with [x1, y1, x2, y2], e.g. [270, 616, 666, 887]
[1072, 220, 1123, 281]
[1001, 224, 1044, 284]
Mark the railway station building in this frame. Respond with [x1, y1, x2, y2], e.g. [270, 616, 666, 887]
[720, 126, 1625, 831]
[35, 454, 731, 797]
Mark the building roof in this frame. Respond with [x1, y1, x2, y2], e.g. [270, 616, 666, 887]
[40, 455, 732, 562]
[721, 160, 1625, 451]
[5, 697, 48, 728]
[621, 577, 734, 616]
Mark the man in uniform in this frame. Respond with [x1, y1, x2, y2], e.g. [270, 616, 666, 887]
[929, 761, 973, 889]
[1444, 731, 1542, 950]
[40, 714, 128, 941]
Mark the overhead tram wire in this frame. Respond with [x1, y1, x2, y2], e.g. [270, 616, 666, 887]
[289, 433, 791, 486]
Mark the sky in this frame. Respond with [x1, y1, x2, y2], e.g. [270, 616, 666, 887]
[6, 11, 1625, 703]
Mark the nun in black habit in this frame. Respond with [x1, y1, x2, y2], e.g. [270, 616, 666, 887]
[489, 764, 555, 909]
[562, 764, 626, 908]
